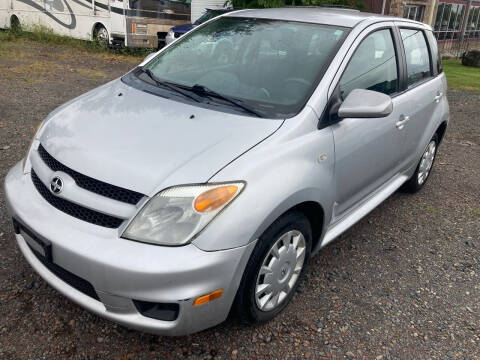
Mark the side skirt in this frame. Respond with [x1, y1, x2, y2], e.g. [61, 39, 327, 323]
[319, 174, 409, 249]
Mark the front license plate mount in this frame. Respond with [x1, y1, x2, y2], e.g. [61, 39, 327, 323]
[13, 218, 52, 262]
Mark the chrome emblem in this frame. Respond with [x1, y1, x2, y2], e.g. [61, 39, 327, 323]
[50, 176, 63, 194]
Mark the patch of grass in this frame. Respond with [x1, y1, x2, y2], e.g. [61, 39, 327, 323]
[443, 59, 480, 92]
[8, 60, 63, 81]
[472, 209, 480, 216]
[0, 30, 16, 42]
[0, 42, 28, 61]
[426, 205, 438, 212]
[75, 67, 107, 80]
[0, 26, 152, 59]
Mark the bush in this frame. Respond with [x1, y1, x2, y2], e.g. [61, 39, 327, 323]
[461, 50, 480, 68]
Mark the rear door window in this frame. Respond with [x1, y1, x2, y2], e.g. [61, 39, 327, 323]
[400, 28, 432, 86]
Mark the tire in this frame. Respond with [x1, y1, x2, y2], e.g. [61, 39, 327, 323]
[402, 134, 439, 193]
[94, 25, 109, 47]
[234, 211, 312, 323]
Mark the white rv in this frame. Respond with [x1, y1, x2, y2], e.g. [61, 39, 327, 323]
[0, 0, 195, 47]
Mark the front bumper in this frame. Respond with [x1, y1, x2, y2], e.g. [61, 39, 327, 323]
[4, 162, 255, 335]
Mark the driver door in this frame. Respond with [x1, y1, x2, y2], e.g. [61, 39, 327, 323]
[331, 24, 408, 218]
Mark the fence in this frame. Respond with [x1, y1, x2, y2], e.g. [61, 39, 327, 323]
[437, 36, 480, 57]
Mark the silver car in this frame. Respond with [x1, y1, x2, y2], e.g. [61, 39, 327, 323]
[4, 8, 449, 335]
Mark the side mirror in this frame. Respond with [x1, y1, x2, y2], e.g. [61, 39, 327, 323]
[338, 89, 393, 119]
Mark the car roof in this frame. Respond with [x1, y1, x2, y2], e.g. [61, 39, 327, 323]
[205, 8, 235, 12]
[228, 7, 426, 28]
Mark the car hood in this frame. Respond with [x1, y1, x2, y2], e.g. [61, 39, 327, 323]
[38, 80, 282, 196]
[172, 24, 195, 33]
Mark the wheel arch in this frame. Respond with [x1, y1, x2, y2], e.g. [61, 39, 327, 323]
[249, 197, 326, 255]
[10, 14, 20, 28]
[435, 121, 448, 144]
[282, 201, 324, 254]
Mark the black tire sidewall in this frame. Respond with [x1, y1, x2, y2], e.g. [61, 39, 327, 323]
[235, 211, 312, 323]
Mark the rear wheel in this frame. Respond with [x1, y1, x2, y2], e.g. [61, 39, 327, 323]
[234, 211, 312, 323]
[94, 25, 109, 47]
[403, 134, 438, 193]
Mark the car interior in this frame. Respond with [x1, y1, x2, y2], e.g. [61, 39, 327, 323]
[148, 18, 346, 114]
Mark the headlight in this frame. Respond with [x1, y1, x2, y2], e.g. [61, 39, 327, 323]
[23, 119, 46, 172]
[168, 29, 174, 37]
[122, 182, 245, 246]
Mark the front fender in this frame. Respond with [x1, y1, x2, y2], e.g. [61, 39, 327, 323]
[192, 107, 335, 251]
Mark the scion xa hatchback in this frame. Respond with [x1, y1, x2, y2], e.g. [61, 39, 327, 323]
[4, 8, 449, 335]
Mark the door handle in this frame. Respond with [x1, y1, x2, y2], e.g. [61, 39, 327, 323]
[434, 92, 443, 103]
[396, 115, 410, 130]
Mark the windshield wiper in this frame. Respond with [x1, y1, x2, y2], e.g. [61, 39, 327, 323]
[190, 84, 264, 118]
[139, 67, 201, 103]
[138, 68, 264, 117]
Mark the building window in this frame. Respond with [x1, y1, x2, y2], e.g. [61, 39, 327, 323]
[465, 6, 480, 39]
[433, 2, 466, 40]
[403, 5, 425, 22]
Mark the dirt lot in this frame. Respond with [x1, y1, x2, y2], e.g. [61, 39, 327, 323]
[0, 40, 479, 360]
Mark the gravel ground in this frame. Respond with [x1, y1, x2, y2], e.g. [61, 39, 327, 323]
[0, 40, 479, 360]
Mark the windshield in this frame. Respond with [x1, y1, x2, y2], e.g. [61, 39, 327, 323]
[142, 17, 348, 118]
[194, 10, 225, 25]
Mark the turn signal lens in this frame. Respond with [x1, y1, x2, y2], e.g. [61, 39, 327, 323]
[193, 289, 223, 306]
[194, 185, 238, 213]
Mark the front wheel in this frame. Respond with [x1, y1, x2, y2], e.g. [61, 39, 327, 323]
[403, 134, 438, 193]
[234, 211, 312, 323]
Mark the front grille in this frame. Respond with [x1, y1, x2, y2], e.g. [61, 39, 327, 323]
[38, 144, 144, 205]
[31, 170, 124, 228]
